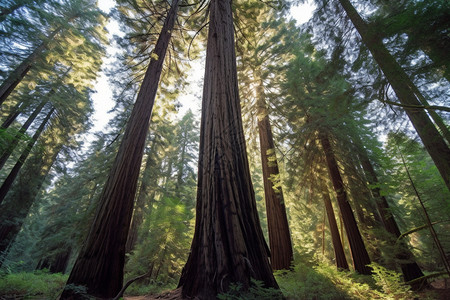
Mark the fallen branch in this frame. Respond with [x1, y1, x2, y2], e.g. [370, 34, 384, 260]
[112, 272, 150, 300]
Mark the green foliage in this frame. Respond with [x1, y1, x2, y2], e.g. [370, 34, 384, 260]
[369, 263, 414, 300]
[0, 270, 68, 299]
[275, 262, 422, 300]
[275, 263, 350, 299]
[217, 278, 283, 300]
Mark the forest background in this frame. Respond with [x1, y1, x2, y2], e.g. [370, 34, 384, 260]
[0, 0, 449, 299]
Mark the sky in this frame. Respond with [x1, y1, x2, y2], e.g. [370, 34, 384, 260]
[89, 0, 316, 135]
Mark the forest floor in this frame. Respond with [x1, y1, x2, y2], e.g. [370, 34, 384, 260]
[123, 280, 450, 300]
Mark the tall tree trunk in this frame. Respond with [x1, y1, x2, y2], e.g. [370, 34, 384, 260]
[0, 109, 62, 266]
[356, 143, 426, 286]
[1, 102, 24, 129]
[338, 0, 450, 191]
[0, 27, 60, 105]
[321, 189, 349, 270]
[0, 99, 47, 170]
[61, 2, 180, 298]
[126, 138, 161, 253]
[177, 0, 278, 298]
[0, 106, 54, 204]
[256, 82, 293, 270]
[319, 132, 372, 275]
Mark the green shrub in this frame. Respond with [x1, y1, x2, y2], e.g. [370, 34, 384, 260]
[0, 270, 68, 299]
[217, 278, 283, 300]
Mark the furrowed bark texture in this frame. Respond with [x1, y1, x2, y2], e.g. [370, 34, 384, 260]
[322, 190, 349, 270]
[178, 0, 278, 298]
[338, 0, 450, 191]
[61, 2, 179, 298]
[257, 93, 293, 270]
[320, 133, 371, 275]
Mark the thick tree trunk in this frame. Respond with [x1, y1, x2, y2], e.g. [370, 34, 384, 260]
[319, 132, 371, 275]
[177, 0, 278, 298]
[0, 99, 47, 170]
[0, 106, 54, 205]
[256, 85, 293, 270]
[60, 2, 180, 299]
[321, 189, 349, 270]
[338, 0, 450, 191]
[0, 28, 60, 105]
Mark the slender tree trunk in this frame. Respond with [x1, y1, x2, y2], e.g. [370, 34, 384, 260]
[1, 102, 24, 129]
[0, 27, 60, 105]
[178, 0, 278, 298]
[126, 139, 160, 253]
[61, 2, 180, 298]
[338, 0, 450, 191]
[322, 189, 349, 270]
[256, 83, 293, 270]
[319, 132, 371, 275]
[0, 99, 47, 170]
[0, 108, 61, 265]
[355, 143, 426, 286]
[0, 106, 54, 204]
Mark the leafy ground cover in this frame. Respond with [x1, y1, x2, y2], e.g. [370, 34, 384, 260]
[0, 263, 448, 299]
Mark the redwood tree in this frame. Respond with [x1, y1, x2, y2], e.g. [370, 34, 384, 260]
[319, 132, 372, 275]
[321, 188, 349, 270]
[60, 1, 180, 298]
[257, 93, 293, 270]
[178, 0, 278, 298]
[338, 0, 450, 191]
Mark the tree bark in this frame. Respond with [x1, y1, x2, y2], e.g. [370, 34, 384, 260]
[256, 83, 293, 270]
[61, 2, 180, 298]
[0, 106, 54, 205]
[319, 132, 371, 275]
[177, 0, 278, 298]
[338, 0, 450, 191]
[321, 189, 349, 270]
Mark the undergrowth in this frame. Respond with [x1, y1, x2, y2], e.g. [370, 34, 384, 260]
[0, 262, 440, 299]
[0, 269, 68, 299]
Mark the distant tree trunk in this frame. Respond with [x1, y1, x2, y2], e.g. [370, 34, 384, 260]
[0, 106, 54, 205]
[338, 0, 450, 191]
[319, 132, 371, 275]
[321, 189, 349, 270]
[256, 82, 293, 270]
[61, 2, 180, 298]
[0, 112, 63, 266]
[1, 102, 24, 129]
[37, 247, 71, 274]
[353, 138, 426, 285]
[126, 138, 160, 253]
[0, 99, 47, 170]
[178, 0, 278, 298]
[0, 27, 60, 105]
